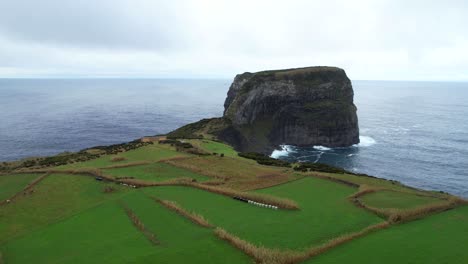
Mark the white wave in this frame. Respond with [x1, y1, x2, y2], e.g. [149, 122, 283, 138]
[354, 136, 376, 147]
[313, 145, 332, 151]
[313, 152, 324, 163]
[347, 153, 356, 157]
[270, 145, 293, 159]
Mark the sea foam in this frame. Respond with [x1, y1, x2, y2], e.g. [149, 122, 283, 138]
[355, 136, 376, 147]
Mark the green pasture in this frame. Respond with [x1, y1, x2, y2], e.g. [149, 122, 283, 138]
[58, 144, 184, 169]
[309, 206, 468, 264]
[122, 192, 251, 263]
[1, 201, 155, 264]
[146, 177, 382, 250]
[361, 190, 442, 209]
[103, 162, 210, 182]
[0, 174, 38, 201]
[0, 174, 129, 244]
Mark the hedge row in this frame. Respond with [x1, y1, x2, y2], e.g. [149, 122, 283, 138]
[238, 152, 291, 167]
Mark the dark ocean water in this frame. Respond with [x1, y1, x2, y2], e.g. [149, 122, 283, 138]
[0, 79, 467, 197]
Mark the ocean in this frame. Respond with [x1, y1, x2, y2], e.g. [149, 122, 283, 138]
[0, 79, 467, 197]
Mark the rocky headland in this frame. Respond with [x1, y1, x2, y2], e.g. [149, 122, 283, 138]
[168, 66, 360, 154]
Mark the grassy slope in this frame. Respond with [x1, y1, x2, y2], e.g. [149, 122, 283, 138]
[57, 144, 186, 169]
[0, 174, 129, 244]
[0, 174, 38, 201]
[123, 192, 251, 264]
[103, 163, 210, 182]
[1, 201, 155, 264]
[164, 155, 296, 190]
[309, 206, 468, 264]
[146, 177, 382, 250]
[361, 190, 441, 209]
[189, 140, 239, 158]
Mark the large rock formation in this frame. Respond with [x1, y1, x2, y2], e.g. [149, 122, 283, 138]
[168, 66, 359, 154]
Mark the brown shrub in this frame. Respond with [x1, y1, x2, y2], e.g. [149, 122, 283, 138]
[111, 156, 126, 162]
[121, 202, 160, 245]
[214, 228, 299, 264]
[388, 197, 465, 224]
[155, 198, 212, 228]
[348, 185, 380, 199]
[103, 186, 115, 193]
[297, 222, 390, 262]
[100, 161, 150, 169]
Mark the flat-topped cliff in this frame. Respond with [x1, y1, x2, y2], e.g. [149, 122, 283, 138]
[169, 66, 360, 153]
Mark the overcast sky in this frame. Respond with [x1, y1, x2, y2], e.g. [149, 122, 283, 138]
[0, 0, 467, 80]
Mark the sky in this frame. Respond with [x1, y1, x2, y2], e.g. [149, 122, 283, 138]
[0, 0, 467, 80]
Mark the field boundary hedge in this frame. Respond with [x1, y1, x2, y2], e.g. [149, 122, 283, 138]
[0, 173, 49, 206]
[120, 202, 160, 245]
[153, 198, 213, 228]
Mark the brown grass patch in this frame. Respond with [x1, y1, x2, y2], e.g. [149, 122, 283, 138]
[0, 251, 3, 264]
[100, 161, 150, 169]
[214, 228, 298, 264]
[154, 198, 212, 228]
[120, 202, 160, 245]
[111, 156, 126, 162]
[162, 156, 295, 191]
[348, 185, 380, 199]
[388, 197, 465, 223]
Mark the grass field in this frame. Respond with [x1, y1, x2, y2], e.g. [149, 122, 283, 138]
[1, 138, 466, 264]
[0, 174, 130, 244]
[1, 201, 155, 264]
[58, 144, 186, 169]
[163, 155, 297, 190]
[122, 192, 251, 263]
[308, 206, 468, 264]
[360, 190, 442, 209]
[146, 177, 382, 250]
[103, 162, 210, 182]
[188, 140, 240, 158]
[0, 174, 39, 201]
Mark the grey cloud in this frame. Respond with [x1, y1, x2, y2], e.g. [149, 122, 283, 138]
[0, 0, 189, 51]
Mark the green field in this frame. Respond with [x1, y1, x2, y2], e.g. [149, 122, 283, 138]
[0, 174, 38, 201]
[1, 192, 250, 264]
[360, 190, 441, 209]
[146, 177, 382, 250]
[0, 174, 129, 243]
[1, 138, 465, 264]
[58, 144, 186, 169]
[308, 206, 468, 264]
[1, 201, 154, 264]
[103, 162, 210, 182]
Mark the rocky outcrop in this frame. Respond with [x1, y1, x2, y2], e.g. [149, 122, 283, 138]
[169, 66, 359, 154]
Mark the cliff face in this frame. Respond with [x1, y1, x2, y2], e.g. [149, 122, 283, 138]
[220, 67, 359, 153]
[168, 66, 359, 154]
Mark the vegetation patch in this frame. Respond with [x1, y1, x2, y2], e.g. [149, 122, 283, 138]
[111, 156, 126, 162]
[0, 174, 129, 244]
[146, 178, 381, 250]
[0, 174, 40, 202]
[0, 201, 157, 264]
[161, 155, 294, 190]
[360, 190, 442, 210]
[238, 152, 291, 167]
[120, 202, 160, 245]
[154, 198, 212, 228]
[308, 206, 468, 264]
[103, 162, 210, 183]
